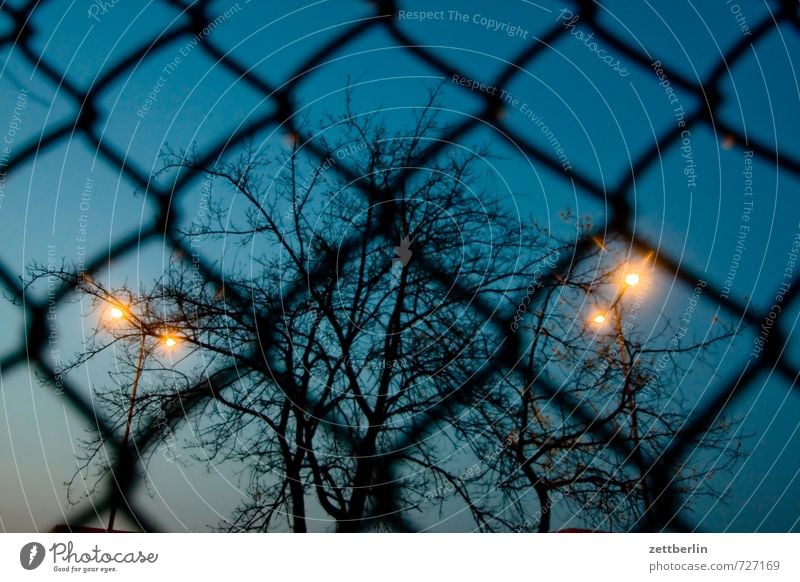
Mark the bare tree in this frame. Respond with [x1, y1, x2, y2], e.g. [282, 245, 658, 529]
[32, 89, 742, 532]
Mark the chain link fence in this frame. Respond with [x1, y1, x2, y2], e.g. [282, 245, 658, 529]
[1, 0, 799, 532]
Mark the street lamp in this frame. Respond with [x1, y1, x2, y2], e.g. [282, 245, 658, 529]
[624, 272, 640, 287]
[104, 300, 178, 532]
[592, 269, 642, 325]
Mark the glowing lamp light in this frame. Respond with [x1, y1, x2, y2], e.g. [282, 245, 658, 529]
[592, 313, 606, 325]
[624, 273, 640, 286]
[163, 336, 178, 348]
[109, 307, 125, 320]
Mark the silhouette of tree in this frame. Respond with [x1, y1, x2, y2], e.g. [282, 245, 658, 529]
[31, 88, 742, 532]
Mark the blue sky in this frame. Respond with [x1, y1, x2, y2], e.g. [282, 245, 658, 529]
[1, 0, 799, 532]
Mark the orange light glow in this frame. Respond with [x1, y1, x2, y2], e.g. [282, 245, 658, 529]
[624, 273, 640, 286]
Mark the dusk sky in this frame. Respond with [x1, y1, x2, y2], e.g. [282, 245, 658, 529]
[1, 0, 799, 533]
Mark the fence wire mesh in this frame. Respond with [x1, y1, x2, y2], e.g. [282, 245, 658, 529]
[1, 0, 799, 532]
